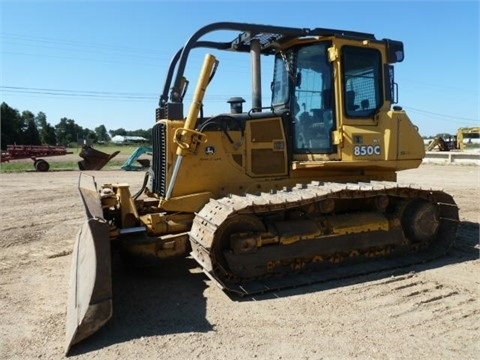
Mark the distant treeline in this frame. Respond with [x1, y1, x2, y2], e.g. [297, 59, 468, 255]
[0, 102, 152, 150]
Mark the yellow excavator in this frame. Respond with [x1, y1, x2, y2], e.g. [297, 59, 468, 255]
[426, 127, 480, 151]
[66, 22, 459, 353]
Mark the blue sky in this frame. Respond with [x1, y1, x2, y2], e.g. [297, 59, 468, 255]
[1, 0, 478, 137]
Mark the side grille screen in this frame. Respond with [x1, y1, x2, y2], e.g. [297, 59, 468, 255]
[152, 122, 167, 197]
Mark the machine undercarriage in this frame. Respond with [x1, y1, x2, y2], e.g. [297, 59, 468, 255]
[190, 181, 459, 295]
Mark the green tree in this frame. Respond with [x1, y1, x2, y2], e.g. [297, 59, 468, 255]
[21, 111, 41, 145]
[109, 128, 127, 137]
[35, 112, 57, 145]
[1, 102, 23, 149]
[95, 124, 110, 142]
[83, 128, 98, 143]
[55, 117, 83, 146]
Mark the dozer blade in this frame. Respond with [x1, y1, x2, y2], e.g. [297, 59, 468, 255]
[65, 174, 112, 354]
[65, 219, 112, 354]
[78, 145, 120, 171]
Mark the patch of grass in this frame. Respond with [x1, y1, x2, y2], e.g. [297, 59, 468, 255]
[0, 160, 125, 173]
[1, 161, 74, 172]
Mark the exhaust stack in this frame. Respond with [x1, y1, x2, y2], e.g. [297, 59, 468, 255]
[251, 38, 262, 112]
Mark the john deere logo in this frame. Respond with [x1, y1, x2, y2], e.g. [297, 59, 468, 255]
[205, 146, 216, 155]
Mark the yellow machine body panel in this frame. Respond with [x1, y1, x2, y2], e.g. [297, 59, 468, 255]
[160, 110, 425, 209]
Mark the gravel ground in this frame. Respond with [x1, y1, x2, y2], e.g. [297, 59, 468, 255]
[0, 163, 478, 360]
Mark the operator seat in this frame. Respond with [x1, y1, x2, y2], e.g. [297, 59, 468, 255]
[346, 90, 359, 112]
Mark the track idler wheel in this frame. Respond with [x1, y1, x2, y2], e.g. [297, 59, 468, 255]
[402, 200, 440, 243]
[213, 214, 266, 277]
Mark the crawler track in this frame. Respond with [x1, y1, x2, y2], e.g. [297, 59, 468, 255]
[189, 181, 459, 295]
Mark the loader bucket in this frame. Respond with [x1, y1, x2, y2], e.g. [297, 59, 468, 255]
[78, 145, 120, 171]
[65, 174, 113, 354]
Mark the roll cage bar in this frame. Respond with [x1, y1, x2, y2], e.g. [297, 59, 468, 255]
[156, 21, 402, 120]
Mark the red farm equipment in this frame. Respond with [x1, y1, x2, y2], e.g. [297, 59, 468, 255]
[0, 144, 73, 171]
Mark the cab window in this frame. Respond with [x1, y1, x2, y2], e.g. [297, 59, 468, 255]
[342, 46, 383, 118]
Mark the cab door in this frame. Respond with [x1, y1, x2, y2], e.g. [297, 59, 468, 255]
[292, 42, 336, 155]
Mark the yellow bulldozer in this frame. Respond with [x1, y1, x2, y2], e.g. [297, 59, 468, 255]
[66, 22, 459, 353]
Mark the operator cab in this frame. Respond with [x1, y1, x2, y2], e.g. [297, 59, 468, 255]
[271, 38, 401, 158]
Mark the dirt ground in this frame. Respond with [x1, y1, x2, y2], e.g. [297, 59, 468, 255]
[0, 163, 478, 360]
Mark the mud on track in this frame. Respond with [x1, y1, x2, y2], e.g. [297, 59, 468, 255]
[0, 164, 478, 360]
